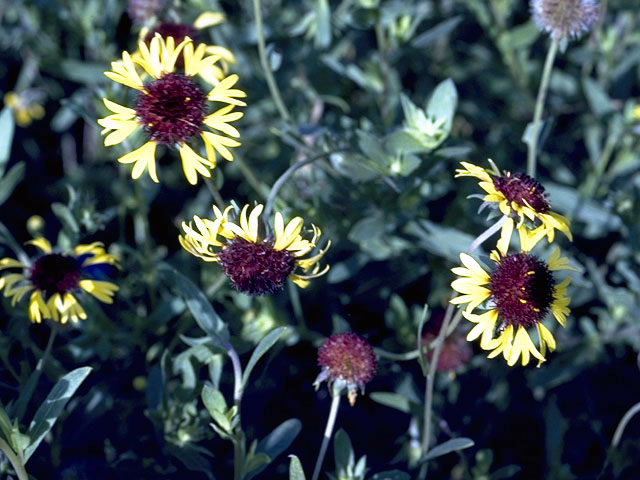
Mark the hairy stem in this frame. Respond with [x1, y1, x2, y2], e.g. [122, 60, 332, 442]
[203, 176, 225, 211]
[611, 401, 640, 448]
[226, 342, 245, 480]
[311, 394, 341, 480]
[0, 438, 28, 480]
[527, 37, 558, 178]
[263, 151, 339, 220]
[252, 0, 291, 121]
[419, 220, 500, 479]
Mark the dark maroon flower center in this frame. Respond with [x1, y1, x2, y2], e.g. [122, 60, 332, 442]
[493, 172, 550, 213]
[218, 238, 297, 295]
[135, 73, 206, 145]
[29, 254, 82, 297]
[490, 253, 555, 328]
[317, 333, 377, 385]
[145, 23, 198, 46]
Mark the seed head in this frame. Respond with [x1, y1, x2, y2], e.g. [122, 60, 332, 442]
[531, 0, 601, 41]
[316, 333, 377, 405]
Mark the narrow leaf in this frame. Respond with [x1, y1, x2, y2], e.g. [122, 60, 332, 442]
[257, 418, 302, 462]
[0, 162, 24, 206]
[24, 367, 92, 462]
[0, 108, 15, 176]
[158, 264, 229, 349]
[419, 437, 474, 463]
[241, 327, 287, 387]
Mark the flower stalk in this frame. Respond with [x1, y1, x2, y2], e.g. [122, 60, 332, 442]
[527, 37, 559, 178]
[311, 394, 341, 480]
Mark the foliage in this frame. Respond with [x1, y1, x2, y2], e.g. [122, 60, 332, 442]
[1, 0, 640, 479]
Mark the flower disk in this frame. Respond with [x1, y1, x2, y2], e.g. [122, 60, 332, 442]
[218, 238, 297, 295]
[136, 73, 207, 145]
[531, 0, 600, 41]
[493, 172, 550, 214]
[29, 254, 82, 296]
[490, 253, 555, 328]
[317, 333, 377, 386]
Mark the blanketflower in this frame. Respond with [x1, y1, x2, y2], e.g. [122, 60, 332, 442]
[456, 161, 572, 252]
[450, 247, 572, 366]
[0, 238, 119, 324]
[180, 204, 330, 295]
[98, 34, 246, 185]
[138, 12, 235, 84]
[315, 332, 377, 405]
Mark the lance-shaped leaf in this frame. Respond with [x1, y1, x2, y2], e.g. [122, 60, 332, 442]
[24, 367, 92, 462]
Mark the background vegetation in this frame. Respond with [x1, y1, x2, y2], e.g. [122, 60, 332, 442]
[1, 0, 639, 478]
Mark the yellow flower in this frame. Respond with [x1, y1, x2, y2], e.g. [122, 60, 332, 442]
[0, 237, 119, 324]
[450, 247, 572, 366]
[4, 91, 45, 127]
[456, 161, 572, 252]
[98, 34, 246, 185]
[137, 12, 235, 84]
[180, 204, 330, 295]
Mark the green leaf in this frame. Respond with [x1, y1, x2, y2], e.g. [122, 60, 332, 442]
[369, 392, 412, 413]
[245, 452, 271, 477]
[411, 16, 462, 48]
[289, 455, 306, 480]
[58, 60, 107, 84]
[24, 367, 92, 462]
[497, 21, 539, 51]
[158, 264, 229, 349]
[257, 418, 302, 460]
[242, 327, 287, 387]
[583, 77, 614, 117]
[52, 202, 80, 234]
[370, 471, 411, 480]
[419, 437, 474, 463]
[405, 220, 479, 261]
[315, 0, 331, 48]
[334, 429, 354, 472]
[0, 108, 15, 176]
[0, 162, 24, 206]
[0, 404, 14, 443]
[426, 79, 457, 131]
[202, 384, 227, 418]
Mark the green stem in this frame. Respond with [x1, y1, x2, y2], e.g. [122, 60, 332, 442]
[15, 326, 57, 421]
[419, 301, 456, 480]
[582, 127, 619, 198]
[375, 348, 420, 362]
[263, 150, 342, 220]
[0, 438, 28, 480]
[203, 176, 225, 210]
[134, 182, 157, 309]
[527, 37, 559, 178]
[234, 155, 269, 199]
[311, 394, 341, 480]
[611, 401, 640, 448]
[226, 342, 245, 480]
[418, 219, 501, 479]
[252, 0, 291, 121]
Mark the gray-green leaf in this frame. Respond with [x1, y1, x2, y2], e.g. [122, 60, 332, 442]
[24, 367, 92, 462]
